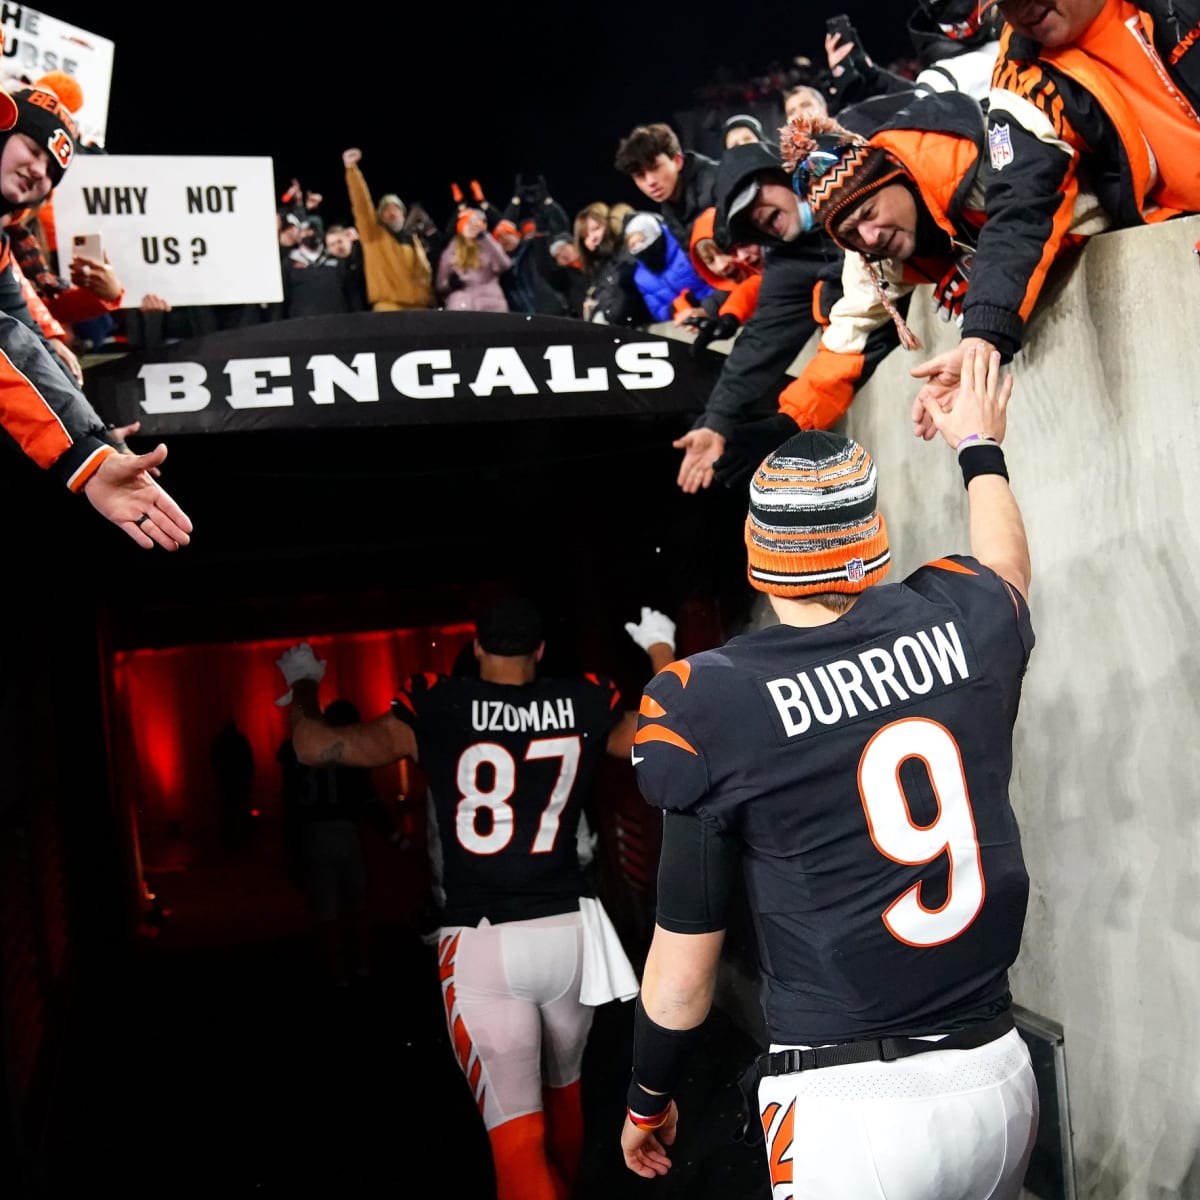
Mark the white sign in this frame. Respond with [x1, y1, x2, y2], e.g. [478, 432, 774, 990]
[0, 6, 113, 147]
[52, 155, 283, 307]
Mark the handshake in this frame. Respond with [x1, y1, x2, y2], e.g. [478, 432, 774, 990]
[274, 642, 326, 707]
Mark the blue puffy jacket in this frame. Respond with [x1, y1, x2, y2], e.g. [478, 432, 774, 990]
[632, 226, 713, 322]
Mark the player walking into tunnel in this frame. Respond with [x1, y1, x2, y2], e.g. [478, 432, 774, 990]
[275, 595, 675, 1200]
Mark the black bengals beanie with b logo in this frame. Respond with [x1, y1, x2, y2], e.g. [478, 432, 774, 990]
[10, 87, 78, 186]
[745, 430, 891, 598]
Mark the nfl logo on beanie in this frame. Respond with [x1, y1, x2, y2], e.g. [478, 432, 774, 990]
[744, 430, 891, 598]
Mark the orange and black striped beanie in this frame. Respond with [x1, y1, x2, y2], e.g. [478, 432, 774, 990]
[778, 117, 908, 249]
[744, 431, 891, 597]
[806, 143, 907, 246]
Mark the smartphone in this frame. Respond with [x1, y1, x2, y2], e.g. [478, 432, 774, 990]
[825, 13, 861, 46]
[72, 231, 104, 261]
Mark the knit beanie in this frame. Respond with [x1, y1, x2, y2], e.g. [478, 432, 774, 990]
[744, 430, 890, 597]
[778, 116, 908, 247]
[723, 113, 767, 142]
[376, 193, 406, 220]
[10, 87, 77, 186]
[493, 218, 520, 241]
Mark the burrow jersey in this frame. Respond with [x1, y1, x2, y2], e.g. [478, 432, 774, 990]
[633, 556, 1035, 1044]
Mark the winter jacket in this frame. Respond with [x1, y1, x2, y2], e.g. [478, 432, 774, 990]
[0, 314, 117, 491]
[660, 150, 721, 249]
[962, 1, 1200, 354]
[437, 234, 512, 313]
[586, 246, 652, 327]
[282, 247, 365, 318]
[344, 164, 435, 311]
[697, 141, 845, 438]
[499, 236, 570, 317]
[631, 225, 714, 321]
[689, 207, 763, 326]
[779, 88, 1112, 429]
[781, 92, 993, 430]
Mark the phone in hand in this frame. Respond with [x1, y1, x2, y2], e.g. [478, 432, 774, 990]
[825, 13, 870, 70]
[72, 231, 104, 261]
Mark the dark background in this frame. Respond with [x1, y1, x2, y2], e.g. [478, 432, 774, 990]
[38, 2, 914, 226]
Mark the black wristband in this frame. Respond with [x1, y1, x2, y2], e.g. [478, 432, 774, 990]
[959, 443, 1008, 489]
[626, 1076, 671, 1122]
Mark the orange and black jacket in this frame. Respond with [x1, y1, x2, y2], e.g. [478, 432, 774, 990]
[962, 3, 1200, 354]
[778, 91, 991, 431]
[0, 313, 117, 492]
[687, 207, 763, 324]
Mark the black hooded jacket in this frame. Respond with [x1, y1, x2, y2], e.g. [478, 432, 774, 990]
[694, 142, 845, 439]
[659, 150, 720, 249]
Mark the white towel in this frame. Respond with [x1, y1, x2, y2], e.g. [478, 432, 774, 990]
[578, 896, 639, 1006]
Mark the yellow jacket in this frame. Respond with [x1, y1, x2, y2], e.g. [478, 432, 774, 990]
[344, 164, 434, 310]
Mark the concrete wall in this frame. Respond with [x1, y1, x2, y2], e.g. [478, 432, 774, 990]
[844, 216, 1200, 1200]
[658, 213, 1200, 1199]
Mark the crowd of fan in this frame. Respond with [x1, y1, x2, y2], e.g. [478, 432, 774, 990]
[0, 13, 936, 356]
[3, 0, 1198, 469]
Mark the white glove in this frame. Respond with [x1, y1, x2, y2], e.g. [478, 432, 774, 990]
[273, 642, 326, 707]
[624, 607, 675, 653]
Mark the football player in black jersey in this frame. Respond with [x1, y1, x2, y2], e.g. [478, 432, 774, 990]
[622, 344, 1039, 1199]
[275, 596, 675, 1200]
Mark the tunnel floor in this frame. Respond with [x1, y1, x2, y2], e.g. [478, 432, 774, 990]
[37, 831, 771, 1199]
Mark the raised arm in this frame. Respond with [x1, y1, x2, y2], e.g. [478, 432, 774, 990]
[275, 643, 418, 769]
[608, 608, 677, 758]
[917, 344, 1030, 601]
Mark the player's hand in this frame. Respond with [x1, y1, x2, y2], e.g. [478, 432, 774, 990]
[673, 426, 726, 494]
[918, 341, 1012, 450]
[621, 1104, 678, 1178]
[624, 608, 675, 654]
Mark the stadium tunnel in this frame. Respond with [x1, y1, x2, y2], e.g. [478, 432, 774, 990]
[1, 312, 763, 1193]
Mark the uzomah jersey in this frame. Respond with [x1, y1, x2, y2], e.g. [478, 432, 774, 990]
[634, 556, 1035, 1044]
[393, 671, 624, 926]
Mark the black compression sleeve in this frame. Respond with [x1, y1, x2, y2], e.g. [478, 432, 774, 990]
[654, 810, 739, 933]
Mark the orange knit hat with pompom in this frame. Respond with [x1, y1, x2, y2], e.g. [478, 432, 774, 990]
[34, 71, 85, 115]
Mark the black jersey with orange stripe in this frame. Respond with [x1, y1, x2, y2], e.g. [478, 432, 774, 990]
[394, 671, 624, 926]
[633, 556, 1035, 1044]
